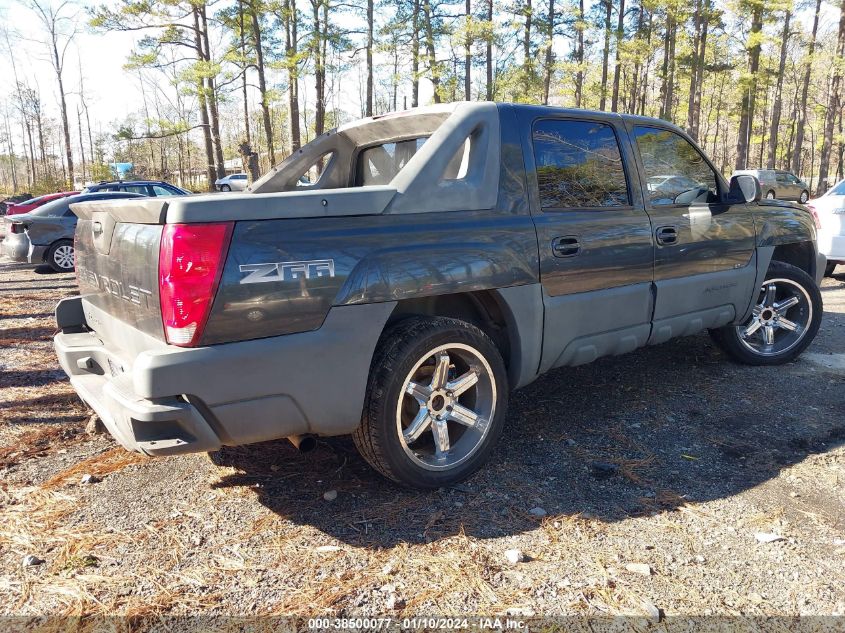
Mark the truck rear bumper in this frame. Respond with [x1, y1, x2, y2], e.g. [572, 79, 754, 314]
[55, 331, 222, 455]
[54, 298, 396, 456]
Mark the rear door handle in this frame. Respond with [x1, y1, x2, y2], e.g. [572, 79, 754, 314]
[552, 236, 581, 258]
[655, 225, 678, 246]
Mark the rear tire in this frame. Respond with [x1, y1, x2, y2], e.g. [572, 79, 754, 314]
[353, 316, 508, 489]
[47, 240, 75, 272]
[799, 190, 809, 204]
[766, 190, 776, 199]
[709, 261, 821, 366]
[825, 261, 837, 277]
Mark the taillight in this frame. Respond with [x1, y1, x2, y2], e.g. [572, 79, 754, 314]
[806, 204, 822, 230]
[158, 222, 233, 347]
[10, 223, 25, 234]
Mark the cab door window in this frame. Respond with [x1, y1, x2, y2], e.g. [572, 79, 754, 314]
[633, 126, 719, 206]
[531, 119, 630, 209]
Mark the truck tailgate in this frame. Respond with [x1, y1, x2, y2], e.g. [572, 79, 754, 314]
[74, 217, 165, 344]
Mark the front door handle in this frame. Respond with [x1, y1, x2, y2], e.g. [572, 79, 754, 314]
[552, 236, 581, 258]
[655, 225, 678, 246]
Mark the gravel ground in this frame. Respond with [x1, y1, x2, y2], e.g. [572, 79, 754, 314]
[0, 260, 844, 624]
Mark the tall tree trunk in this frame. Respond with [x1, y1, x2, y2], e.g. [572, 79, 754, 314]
[629, 6, 645, 113]
[366, 0, 374, 115]
[192, 7, 216, 190]
[686, 0, 702, 137]
[50, 39, 73, 185]
[610, 0, 625, 112]
[200, 5, 226, 179]
[659, 11, 676, 120]
[239, 0, 250, 144]
[816, 5, 845, 195]
[600, 0, 612, 110]
[250, 1, 275, 164]
[285, 0, 301, 151]
[734, 6, 762, 170]
[485, 0, 493, 100]
[312, 0, 326, 135]
[423, 0, 440, 102]
[413, 0, 422, 105]
[542, 0, 554, 104]
[392, 40, 399, 110]
[23, 120, 35, 186]
[465, 0, 472, 101]
[837, 108, 844, 181]
[791, 0, 821, 176]
[4, 114, 18, 190]
[766, 9, 791, 169]
[690, 0, 709, 140]
[523, 0, 532, 72]
[758, 71, 771, 166]
[574, 0, 585, 107]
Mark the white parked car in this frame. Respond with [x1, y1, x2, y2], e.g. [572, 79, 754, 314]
[809, 178, 845, 276]
[215, 173, 249, 192]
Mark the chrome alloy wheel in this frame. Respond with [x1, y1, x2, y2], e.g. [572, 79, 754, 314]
[396, 343, 497, 471]
[737, 278, 813, 356]
[53, 244, 75, 270]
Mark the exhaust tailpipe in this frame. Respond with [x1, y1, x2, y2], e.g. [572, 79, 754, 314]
[287, 434, 317, 452]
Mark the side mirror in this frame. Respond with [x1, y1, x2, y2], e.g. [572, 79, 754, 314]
[728, 174, 761, 203]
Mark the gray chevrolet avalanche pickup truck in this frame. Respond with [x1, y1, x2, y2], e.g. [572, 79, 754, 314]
[54, 102, 826, 488]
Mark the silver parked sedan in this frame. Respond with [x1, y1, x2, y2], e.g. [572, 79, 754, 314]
[732, 169, 811, 203]
[215, 173, 249, 192]
[0, 191, 144, 272]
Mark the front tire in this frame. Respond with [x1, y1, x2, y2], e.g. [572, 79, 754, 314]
[220, 184, 231, 192]
[353, 317, 508, 489]
[824, 261, 837, 277]
[799, 190, 809, 204]
[766, 190, 776, 200]
[47, 240, 75, 272]
[709, 261, 822, 365]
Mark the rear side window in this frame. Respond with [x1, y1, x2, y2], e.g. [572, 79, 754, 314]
[531, 119, 629, 209]
[633, 126, 719, 206]
[121, 185, 151, 195]
[152, 185, 176, 196]
[356, 138, 428, 186]
[30, 200, 71, 217]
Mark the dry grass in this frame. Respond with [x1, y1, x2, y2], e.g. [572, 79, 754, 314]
[42, 448, 147, 489]
[0, 426, 83, 470]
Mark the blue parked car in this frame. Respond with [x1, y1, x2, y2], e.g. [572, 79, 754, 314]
[82, 180, 191, 197]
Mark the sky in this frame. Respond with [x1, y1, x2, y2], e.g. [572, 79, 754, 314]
[0, 0, 840, 163]
[0, 0, 436, 155]
[1, 1, 140, 131]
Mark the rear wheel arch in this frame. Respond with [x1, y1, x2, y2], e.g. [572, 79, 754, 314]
[386, 291, 512, 374]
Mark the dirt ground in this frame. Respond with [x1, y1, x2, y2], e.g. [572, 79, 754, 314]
[1, 260, 844, 625]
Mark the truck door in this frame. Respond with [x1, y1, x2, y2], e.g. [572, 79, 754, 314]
[519, 112, 655, 372]
[629, 124, 758, 344]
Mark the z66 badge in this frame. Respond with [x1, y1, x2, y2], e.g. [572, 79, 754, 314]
[239, 259, 335, 284]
